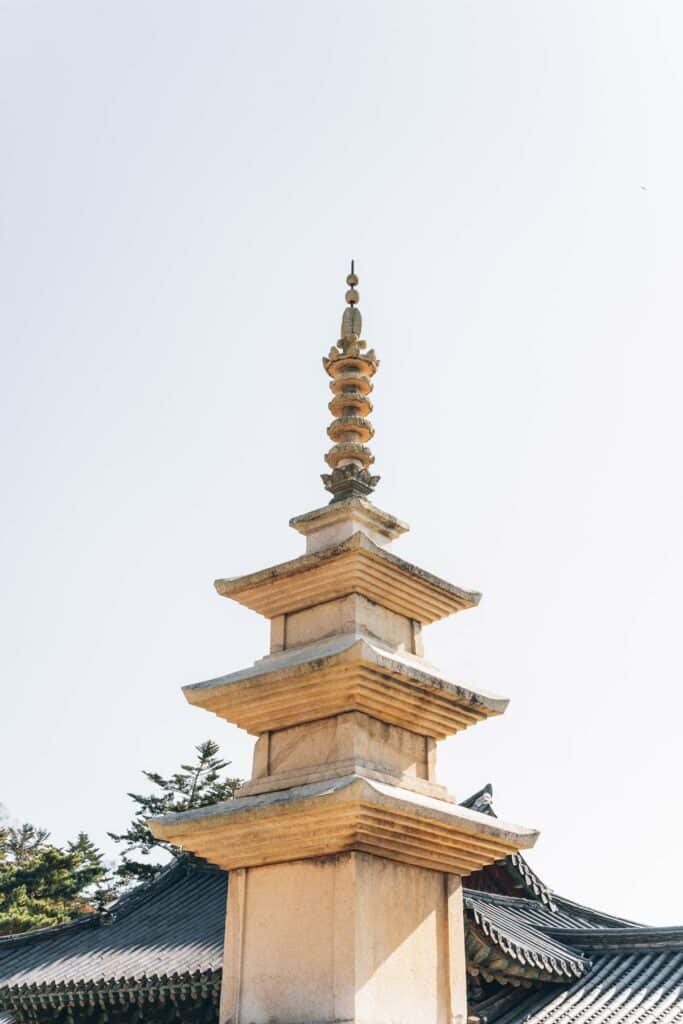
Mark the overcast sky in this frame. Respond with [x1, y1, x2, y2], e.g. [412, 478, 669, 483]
[1, 1, 682, 924]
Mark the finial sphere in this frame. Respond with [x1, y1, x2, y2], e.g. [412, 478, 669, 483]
[346, 272, 359, 287]
[345, 288, 359, 305]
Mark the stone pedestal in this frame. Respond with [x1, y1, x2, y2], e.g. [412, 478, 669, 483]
[220, 854, 467, 1024]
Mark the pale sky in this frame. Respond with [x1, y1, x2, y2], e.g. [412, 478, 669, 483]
[1, 1, 682, 924]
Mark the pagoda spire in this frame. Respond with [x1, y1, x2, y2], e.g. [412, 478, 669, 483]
[322, 262, 380, 502]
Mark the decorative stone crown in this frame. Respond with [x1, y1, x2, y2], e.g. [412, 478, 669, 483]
[322, 263, 380, 502]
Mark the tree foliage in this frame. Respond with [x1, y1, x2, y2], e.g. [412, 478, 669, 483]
[108, 740, 241, 883]
[0, 823, 116, 936]
[0, 740, 240, 933]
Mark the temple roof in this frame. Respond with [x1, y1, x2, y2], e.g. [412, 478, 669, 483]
[465, 891, 592, 984]
[459, 788, 683, 1021]
[0, 790, 680, 1024]
[471, 931, 683, 1023]
[459, 785, 639, 926]
[0, 859, 224, 1016]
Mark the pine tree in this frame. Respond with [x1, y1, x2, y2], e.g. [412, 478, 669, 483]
[0, 822, 115, 936]
[108, 740, 241, 883]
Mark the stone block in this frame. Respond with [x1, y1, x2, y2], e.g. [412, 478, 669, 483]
[219, 852, 466, 1024]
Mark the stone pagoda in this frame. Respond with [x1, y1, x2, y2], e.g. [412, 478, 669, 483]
[151, 267, 538, 1024]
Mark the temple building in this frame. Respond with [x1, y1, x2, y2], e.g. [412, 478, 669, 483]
[0, 269, 680, 1024]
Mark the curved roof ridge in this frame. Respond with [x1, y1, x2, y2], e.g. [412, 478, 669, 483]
[460, 785, 556, 909]
[0, 914, 98, 950]
[551, 894, 642, 929]
[542, 926, 683, 951]
[464, 889, 552, 910]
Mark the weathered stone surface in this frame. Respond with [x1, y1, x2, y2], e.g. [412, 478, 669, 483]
[214, 532, 481, 624]
[255, 712, 434, 781]
[273, 593, 417, 653]
[219, 853, 464, 1024]
[183, 633, 507, 739]
[237, 757, 452, 802]
[290, 496, 409, 553]
[149, 773, 538, 875]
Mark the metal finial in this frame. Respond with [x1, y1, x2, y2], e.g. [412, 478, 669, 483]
[321, 264, 380, 503]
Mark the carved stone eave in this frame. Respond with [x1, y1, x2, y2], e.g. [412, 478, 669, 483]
[182, 633, 508, 738]
[214, 532, 481, 624]
[150, 774, 538, 875]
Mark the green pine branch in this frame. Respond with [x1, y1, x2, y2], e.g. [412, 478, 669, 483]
[107, 740, 241, 884]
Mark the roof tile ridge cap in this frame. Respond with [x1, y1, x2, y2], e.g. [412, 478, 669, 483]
[459, 783, 494, 811]
[0, 911, 100, 949]
[464, 889, 551, 909]
[101, 857, 192, 922]
[509, 851, 555, 905]
[543, 925, 683, 944]
[551, 895, 643, 928]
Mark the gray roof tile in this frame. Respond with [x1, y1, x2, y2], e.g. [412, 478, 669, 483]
[474, 946, 683, 1024]
[465, 892, 591, 981]
[0, 860, 225, 1000]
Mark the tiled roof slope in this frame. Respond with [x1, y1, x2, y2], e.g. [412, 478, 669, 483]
[472, 929, 683, 1024]
[0, 859, 225, 1018]
[465, 892, 591, 984]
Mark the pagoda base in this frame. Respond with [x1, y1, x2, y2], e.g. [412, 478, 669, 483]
[220, 851, 467, 1024]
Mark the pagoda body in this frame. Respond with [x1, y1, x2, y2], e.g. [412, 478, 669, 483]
[151, 269, 537, 1024]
